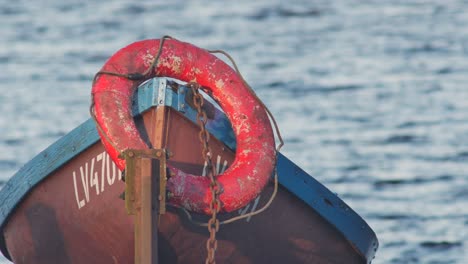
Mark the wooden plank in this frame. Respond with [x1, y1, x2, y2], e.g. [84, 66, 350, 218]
[133, 157, 159, 264]
[133, 105, 168, 264]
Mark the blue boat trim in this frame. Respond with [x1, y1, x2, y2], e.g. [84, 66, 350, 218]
[277, 155, 378, 262]
[0, 78, 377, 262]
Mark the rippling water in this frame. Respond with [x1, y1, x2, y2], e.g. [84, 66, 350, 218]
[1, 1, 467, 263]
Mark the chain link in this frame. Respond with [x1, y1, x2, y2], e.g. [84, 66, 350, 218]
[188, 82, 221, 264]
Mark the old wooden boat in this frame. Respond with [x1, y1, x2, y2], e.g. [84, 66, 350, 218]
[0, 39, 378, 264]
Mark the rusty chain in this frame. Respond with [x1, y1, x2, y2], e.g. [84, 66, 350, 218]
[188, 82, 221, 264]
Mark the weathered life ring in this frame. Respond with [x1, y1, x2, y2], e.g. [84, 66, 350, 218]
[92, 38, 275, 214]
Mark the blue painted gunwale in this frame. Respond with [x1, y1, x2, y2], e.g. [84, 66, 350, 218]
[0, 78, 378, 262]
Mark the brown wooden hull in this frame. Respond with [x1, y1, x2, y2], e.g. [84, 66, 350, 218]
[2, 107, 367, 263]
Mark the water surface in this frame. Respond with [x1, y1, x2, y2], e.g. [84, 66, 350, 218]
[1, 1, 467, 263]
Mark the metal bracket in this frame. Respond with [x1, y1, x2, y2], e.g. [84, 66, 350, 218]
[156, 78, 167, 106]
[120, 149, 167, 216]
[120, 148, 167, 264]
[177, 85, 188, 113]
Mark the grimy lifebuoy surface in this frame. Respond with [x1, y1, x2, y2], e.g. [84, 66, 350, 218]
[92, 38, 275, 214]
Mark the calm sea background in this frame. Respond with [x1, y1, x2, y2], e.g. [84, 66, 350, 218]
[1, 0, 467, 263]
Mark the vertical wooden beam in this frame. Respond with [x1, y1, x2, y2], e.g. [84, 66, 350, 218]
[134, 156, 159, 264]
[151, 106, 168, 149]
[126, 106, 168, 264]
[123, 149, 162, 264]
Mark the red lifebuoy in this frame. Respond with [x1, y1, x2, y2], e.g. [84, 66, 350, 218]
[92, 39, 275, 214]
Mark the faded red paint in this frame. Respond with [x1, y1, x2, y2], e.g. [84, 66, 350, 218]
[92, 39, 276, 214]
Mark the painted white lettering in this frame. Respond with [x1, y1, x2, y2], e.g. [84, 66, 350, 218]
[216, 155, 221, 174]
[97, 152, 105, 193]
[237, 195, 261, 222]
[73, 151, 125, 209]
[202, 160, 208, 176]
[80, 163, 90, 202]
[221, 160, 228, 174]
[238, 203, 251, 216]
[107, 153, 116, 185]
[246, 196, 261, 222]
[90, 158, 100, 195]
[73, 171, 85, 209]
[118, 165, 123, 180]
[202, 155, 228, 176]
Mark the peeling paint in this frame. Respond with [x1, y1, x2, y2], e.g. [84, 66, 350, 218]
[142, 52, 155, 68]
[160, 55, 183, 75]
[192, 67, 202, 75]
[215, 79, 225, 89]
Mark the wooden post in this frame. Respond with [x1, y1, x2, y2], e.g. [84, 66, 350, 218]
[123, 106, 169, 264]
[123, 149, 163, 264]
[134, 156, 159, 264]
